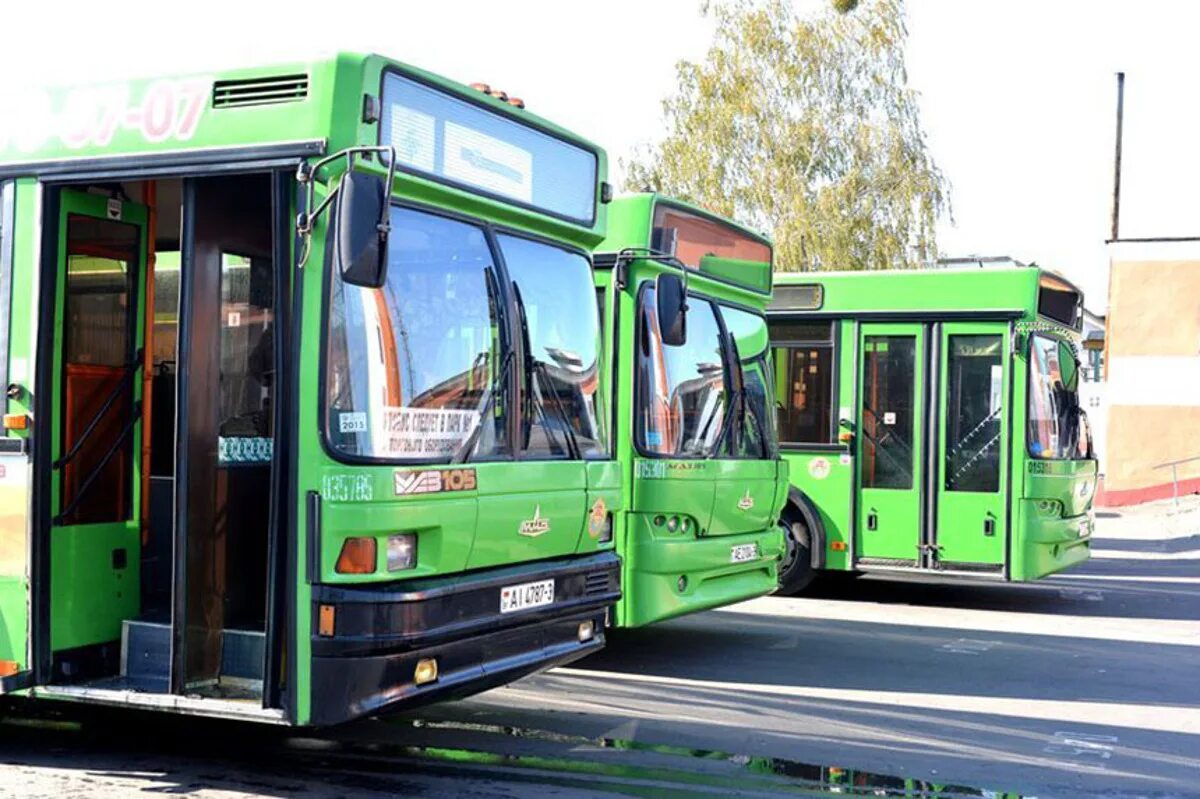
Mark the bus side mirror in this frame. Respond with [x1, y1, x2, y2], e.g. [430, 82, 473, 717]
[656, 273, 687, 346]
[335, 170, 389, 289]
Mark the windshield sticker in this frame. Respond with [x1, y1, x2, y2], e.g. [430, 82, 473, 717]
[394, 468, 477, 497]
[338, 412, 368, 434]
[0, 77, 211, 155]
[380, 407, 480, 458]
[808, 457, 831, 480]
[322, 473, 374, 502]
[883, 412, 897, 425]
[443, 121, 533, 203]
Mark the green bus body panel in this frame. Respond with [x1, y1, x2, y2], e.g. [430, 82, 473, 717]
[599, 196, 786, 628]
[771, 267, 1095, 583]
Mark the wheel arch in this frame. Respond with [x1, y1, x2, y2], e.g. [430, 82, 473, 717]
[785, 487, 827, 570]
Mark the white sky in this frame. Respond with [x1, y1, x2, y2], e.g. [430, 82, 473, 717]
[3, 0, 1197, 310]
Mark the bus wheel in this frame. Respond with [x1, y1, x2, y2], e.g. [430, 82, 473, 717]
[776, 507, 816, 596]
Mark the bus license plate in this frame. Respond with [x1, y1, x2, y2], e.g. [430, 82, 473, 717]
[730, 543, 759, 563]
[500, 579, 555, 614]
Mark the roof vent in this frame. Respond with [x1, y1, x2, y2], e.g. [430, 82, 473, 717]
[212, 74, 309, 109]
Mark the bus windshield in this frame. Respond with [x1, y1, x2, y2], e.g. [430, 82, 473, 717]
[1028, 334, 1090, 460]
[652, 204, 771, 269]
[637, 286, 727, 458]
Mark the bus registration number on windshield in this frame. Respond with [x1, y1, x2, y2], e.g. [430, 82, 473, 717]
[730, 543, 759, 563]
[500, 579, 555, 614]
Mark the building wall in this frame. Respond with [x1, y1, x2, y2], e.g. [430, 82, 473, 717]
[1100, 243, 1200, 504]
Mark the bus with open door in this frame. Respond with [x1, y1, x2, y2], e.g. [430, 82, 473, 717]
[0, 53, 620, 725]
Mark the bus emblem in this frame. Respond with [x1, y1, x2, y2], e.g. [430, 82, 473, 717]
[394, 468, 476, 496]
[588, 498, 608, 538]
[738, 491, 755, 511]
[519, 506, 551, 537]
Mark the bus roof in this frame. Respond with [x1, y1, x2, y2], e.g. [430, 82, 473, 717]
[770, 266, 1084, 331]
[597, 193, 773, 296]
[0, 52, 607, 239]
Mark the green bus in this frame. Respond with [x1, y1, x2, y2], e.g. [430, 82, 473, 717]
[0, 53, 621, 725]
[768, 267, 1097, 593]
[594, 194, 787, 627]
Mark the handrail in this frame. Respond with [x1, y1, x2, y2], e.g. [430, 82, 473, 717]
[54, 401, 142, 525]
[53, 352, 143, 471]
[1152, 455, 1200, 507]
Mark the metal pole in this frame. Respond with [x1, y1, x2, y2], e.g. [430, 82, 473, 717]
[1111, 72, 1125, 242]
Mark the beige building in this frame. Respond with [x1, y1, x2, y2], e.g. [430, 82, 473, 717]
[1098, 240, 1200, 505]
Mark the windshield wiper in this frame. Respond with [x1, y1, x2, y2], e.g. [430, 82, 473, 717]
[512, 283, 580, 460]
[450, 349, 512, 464]
[532, 360, 582, 460]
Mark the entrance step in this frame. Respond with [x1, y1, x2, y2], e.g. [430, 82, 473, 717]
[120, 619, 170, 693]
[120, 620, 265, 691]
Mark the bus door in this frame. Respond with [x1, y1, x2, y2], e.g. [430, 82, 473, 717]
[932, 324, 1008, 571]
[855, 324, 924, 565]
[48, 190, 148, 662]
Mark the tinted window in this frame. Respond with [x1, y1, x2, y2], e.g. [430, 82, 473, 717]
[945, 335, 1002, 492]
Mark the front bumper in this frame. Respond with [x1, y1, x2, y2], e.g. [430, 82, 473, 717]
[308, 550, 620, 726]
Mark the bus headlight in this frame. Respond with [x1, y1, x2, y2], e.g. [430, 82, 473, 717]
[387, 533, 417, 571]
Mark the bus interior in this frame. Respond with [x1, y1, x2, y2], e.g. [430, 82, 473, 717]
[41, 171, 286, 712]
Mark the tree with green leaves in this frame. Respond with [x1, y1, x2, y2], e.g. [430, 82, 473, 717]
[624, 0, 948, 271]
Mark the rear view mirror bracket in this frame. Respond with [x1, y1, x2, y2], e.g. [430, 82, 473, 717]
[295, 144, 396, 272]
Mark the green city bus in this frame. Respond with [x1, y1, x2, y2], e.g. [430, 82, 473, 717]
[0, 53, 621, 725]
[594, 194, 787, 626]
[768, 267, 1096, 593]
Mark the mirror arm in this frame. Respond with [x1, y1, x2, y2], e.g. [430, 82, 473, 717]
[296, 144, 397, 268]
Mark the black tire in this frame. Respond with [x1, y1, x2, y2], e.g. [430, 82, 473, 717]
[776, 505, 816, 596]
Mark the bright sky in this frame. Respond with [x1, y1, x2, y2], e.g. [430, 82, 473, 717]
[3, 0, 1196, 310]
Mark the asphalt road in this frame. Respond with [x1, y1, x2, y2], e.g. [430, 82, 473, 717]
[2, 499, 1197, 797]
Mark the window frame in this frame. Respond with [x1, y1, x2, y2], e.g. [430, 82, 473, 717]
[768, 318, 841, 451]
[318, 197, 604, 467]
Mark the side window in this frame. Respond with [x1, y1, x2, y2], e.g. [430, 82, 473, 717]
[722, 305, 776, 459]
[768, 321, 835, 445]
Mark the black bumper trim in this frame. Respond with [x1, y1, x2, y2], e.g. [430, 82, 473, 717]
[311, 551, 620, 657]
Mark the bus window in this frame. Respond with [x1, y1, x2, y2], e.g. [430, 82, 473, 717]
[637, 288, 727, 457]
[769, 321, 835, 445]
[1028, 335, 1089, 460]
[325, 207, 506, 462]
[218, 254, 274, 464]
[499, 234, 606, 460]
[861, 336, 916, 489]
[944, 335, 1002, 492]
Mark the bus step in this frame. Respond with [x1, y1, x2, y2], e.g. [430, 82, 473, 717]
[120, 620, 265, 686]
[120, 619, 170, 691]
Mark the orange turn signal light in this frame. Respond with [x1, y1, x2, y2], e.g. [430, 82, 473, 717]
[335, 537, 377, 575]
[0, 659, 19, 677]
[318, 604, 336, 637]
[837, 430, 852, 443]
[830, 541, 847, 552]
[3, 414, 27, 430]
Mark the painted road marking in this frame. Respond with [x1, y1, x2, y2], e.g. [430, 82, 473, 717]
[550, 668, 1200, 735]
[1043, 731, 1118, 770]
[940, 638, 1000, 655]
[725, 596, 1200, 647]
[1057, 587, 1104, 602]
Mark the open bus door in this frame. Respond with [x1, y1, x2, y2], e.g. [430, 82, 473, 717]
[46, 190, 148, 672]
